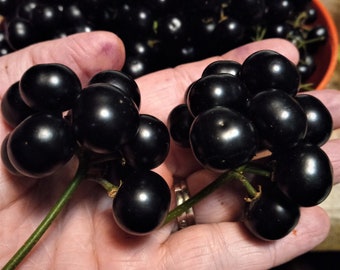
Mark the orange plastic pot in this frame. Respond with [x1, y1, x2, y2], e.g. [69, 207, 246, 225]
[309, 0, 339, 89]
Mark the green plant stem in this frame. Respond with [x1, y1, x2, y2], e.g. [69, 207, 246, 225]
[2, 157, 90, 270]
[252, 25, 267, 41]
[92, 178, 121, 198]
[243, 165, 272, 178]
[292, 11, 308, 28]
[234, 171, 258, 198]
[164, 165, 271, 225]
[164, 168, 239, 225]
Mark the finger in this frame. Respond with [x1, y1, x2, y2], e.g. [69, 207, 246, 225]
[137, 38, 299, 123]
[308, 89, 340, 129]
[186, 169, 247, 223]
[322, 139, 340, 184]
[184, 142, 339, 225]
[0, 31, 125, 93]
[305, 89, 340, 184]
[162, 207, 330, 270]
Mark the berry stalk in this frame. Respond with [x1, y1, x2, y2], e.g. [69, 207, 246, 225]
[2, 154, 90, 270]
[163, 165, 264, 225]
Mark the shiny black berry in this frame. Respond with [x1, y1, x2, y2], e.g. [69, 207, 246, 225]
[248, 89, 307, 149]
[244, 183, 300, 241]
[274, 143, 333, 207]
[88, 70, 141, 109]
[19, 63, 82, 112]
[72, 83, 139, 154]
[121, 114, 170, 170]
[189, 107, 257, 171]
[241, 50, 300, 97]
[168, 104, 194, 148]
[295, 94, 333, 146]
[7, 113, 77, 178]
[1, 81, 36, 128]
[187, 74, 249, 116]
[112, 170, 171, 235]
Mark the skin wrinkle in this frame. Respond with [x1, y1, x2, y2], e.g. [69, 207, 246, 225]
[222, 226, 275, 269]
[30, 33, 122, 87]
[64, 38, 104, 86]
[165, 229, 207, 269]
[14, 172, 84, 268]
[173, 64, 198, 93]
[158, 247, 176, 270]
[31, 234, 55, 269]
[1, 205, 30, 248]
[215, 224, 269, 269]
[92, 210, 101, 270]
[18, 206, 61, 269]
[53, 205, 92, 269]
[270, 207, 330, 267]
[206, 224, 233, 270]
[0, 45, 44, 93]
[171, 224, 234, 269]
[60, 44, 90, 85]
[161, 206, 330, 270]
[0, 178, 37, 218]
[222, 231, 259, 269]
[83, 196, 100, 269]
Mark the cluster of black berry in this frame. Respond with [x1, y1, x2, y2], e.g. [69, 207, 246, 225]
[0, 50, 334, 240]
[168, 49, 333, 240]
[0, 0, 329, 83]
[1, 63, 171, 235]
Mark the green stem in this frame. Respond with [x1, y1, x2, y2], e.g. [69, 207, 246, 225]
[299, 82, 315, 91]
[243, 165, 272, 178]
[164, 169, 238, 225]
[252, 25, 267, 41]
[2, 156, 90, 270]
[292, 11, 308, 29]
[233, 170, 258, 199]
[91, 178, 121, 198]
[164, 165, 271, 225]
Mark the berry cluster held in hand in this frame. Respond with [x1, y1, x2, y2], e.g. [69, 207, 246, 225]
[0, 0, 329, 84]
[168, 49, 333, 240]
[1, 63, 171, 235]
[0, 50, 334, 241]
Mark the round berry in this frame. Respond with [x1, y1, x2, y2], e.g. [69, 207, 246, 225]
[244, 183, 300, 241]
[241, 50, 300, 96]
[1, 81, 36, 128]
[72, 83, 140, 154]
[19, 63, 82, 112]
[189, 107, 257, 171]
[121, 114, 170, 170]
[7, 113, 77, 178]
[248, 89, 307, 149]
[274, 143, 333, 207]
[112, 170, 171, 235]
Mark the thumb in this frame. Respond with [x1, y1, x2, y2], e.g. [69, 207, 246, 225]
[0, 31, 125, 94]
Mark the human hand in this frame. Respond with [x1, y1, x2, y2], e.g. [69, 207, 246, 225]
[0, 31, 339, 270]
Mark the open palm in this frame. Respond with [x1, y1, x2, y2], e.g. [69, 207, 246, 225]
[0, 31, 339, 270]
